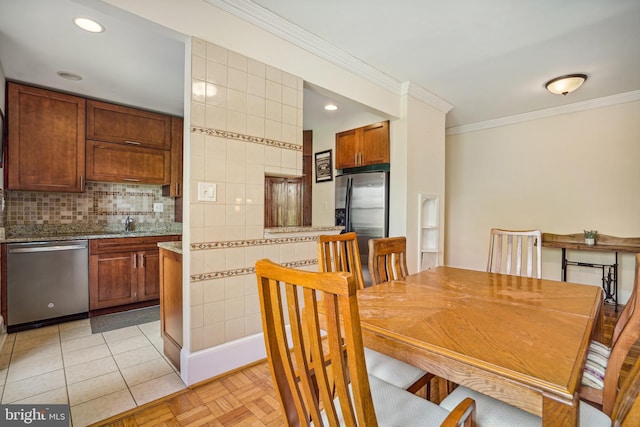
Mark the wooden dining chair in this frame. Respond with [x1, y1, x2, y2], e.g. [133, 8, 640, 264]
[368, 236, 409, 286]
[438, 341, 640, 426]
[487, 228, 542, 279]
[318, 232, 434, 397]
[580, 253, 640, 415]
[255, 258, 477, 426]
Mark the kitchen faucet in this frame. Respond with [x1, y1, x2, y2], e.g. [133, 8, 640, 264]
[125, 216, 134, 233]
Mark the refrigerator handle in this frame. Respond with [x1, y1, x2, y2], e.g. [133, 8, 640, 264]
[345, 176, 353, 232]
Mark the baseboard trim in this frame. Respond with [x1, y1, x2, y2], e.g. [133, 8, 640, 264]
[182, 332, 267, 386]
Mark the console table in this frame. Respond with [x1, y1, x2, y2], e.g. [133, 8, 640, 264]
[542, 233, 640, 311]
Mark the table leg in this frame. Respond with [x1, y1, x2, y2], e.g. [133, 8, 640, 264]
[542, 393, 578, 426]
[561, 248, 567, 281]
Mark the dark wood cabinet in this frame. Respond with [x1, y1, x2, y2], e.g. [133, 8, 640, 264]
[163, 116, 184, 197]
[85, 140, 171, 184]
[6, 82, 86, 192]
[159, 247, 182, 369]
[335, 120, 390, 169]
[86, 100, 171, 149]
[89, 235, 181, 312]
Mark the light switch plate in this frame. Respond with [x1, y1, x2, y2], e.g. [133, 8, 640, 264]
[198, 182, 217, 202]
[153, 202, 164, 212]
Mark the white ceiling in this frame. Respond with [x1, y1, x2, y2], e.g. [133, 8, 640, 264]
[2, 0, 639, 130]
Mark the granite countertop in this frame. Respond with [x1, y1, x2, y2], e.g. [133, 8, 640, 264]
[158, 241, 182, 254]
[2, 224, 183, 243]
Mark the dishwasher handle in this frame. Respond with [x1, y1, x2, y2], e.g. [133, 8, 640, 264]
[8, 245, 87, 254]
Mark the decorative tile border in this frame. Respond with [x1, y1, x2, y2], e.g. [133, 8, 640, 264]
[191, 258, 318, 282]
[191, 126, 302, 152]
[191, 235, 317, 250]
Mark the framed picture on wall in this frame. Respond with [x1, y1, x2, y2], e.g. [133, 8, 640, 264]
[315, 149, 333, 183]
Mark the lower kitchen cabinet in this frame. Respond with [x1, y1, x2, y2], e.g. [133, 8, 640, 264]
[89, 235, 181, 312]
[159, 246, 182, 369]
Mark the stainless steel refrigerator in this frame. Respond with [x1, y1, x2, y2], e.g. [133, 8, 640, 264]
[335, 170, 390, 285]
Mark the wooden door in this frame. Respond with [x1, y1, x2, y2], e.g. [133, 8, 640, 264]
[89, 252, 137, 310]
[335, 128, 359, 169]
[138, 249, 161, 301]
[302, 130, 312, 226]
[86, 141, 171, 184]
[7, 82, 86, 192]
[86, 100, 171, 149]
[361, 121, 390, 166]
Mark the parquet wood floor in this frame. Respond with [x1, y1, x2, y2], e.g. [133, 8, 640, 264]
[91, 302, 639, 427]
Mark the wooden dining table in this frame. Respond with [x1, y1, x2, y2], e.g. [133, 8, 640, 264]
[356, 266, 603, 427]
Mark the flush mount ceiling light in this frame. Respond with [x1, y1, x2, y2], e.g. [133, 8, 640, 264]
[73, 17, 105, 33]
[57, 71, 82, 81]
[545, 74, 588, 95]
[324, 104, 338, 111]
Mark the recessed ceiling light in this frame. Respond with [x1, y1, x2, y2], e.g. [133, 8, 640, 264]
[57, 71, 83, 81]
[324, 104, 338, 111]
[74, 17, 105, 33]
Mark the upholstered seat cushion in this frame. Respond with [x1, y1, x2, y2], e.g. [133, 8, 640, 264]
[316, 375, 450, 426]
[582, 340, 611, 389]
[364, 347, 427, 390]
[440, 385, 611, 427]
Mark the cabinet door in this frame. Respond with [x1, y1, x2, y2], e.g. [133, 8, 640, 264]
[89, 252, 137, 310]
[335, 128, 359, 169]
[86, 141, 171, 185]
[86, 100, 171, 149]
[138, 249, 160, 301]
[361, 121, 390, 166]
[7, 82, 86, 192]
[163, 116, 183, 197]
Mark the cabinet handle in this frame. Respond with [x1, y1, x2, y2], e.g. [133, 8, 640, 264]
[124, 140, 142, 145]
[140, 253, 145, 268]
[175, 182, 180, 196]
[80, 176, 84, 191]
[133, 253, 137, 268]
[355, 152, 358, 165]
[124, 178, 140, 182]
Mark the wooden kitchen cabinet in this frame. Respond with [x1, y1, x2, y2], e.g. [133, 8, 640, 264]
[89, 235, 180, 313]
[6, 82, 86, 192]
[335, 120, 390, 169]
[159, 246, 182, 369]
[86, 140, 171, 185]
[163, 116, 184, 197]
[86, 100, 171, 149]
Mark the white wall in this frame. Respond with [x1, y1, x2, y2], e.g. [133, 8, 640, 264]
[446, 100, 640, 303]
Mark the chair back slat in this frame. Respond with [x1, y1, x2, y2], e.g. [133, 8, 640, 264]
[610, 321, 640, 425]
[256, 259, 377, 426]
[601, 253, 640, 415]
[368, 237, 410, 286]
[487, 228, 542, 279]
[318, 232, 366, 289]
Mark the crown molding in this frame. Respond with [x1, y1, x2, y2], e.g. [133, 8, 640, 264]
[206, 0, 401, 93]
[446, 90, 640, 136]
[400, 81, 453, 114]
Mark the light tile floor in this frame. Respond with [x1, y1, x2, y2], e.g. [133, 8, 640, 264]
[0, 319, 185, 427]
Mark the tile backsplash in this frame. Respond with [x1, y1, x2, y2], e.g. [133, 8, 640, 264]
[2, 182, 177, 228]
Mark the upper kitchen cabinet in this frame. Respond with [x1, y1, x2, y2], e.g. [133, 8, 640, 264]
[162, 116, 183, 197]
[6, 82, 86, 192]
[85, 99, 177, 186]
[86, 141, 171, 185]
[86, 100, 171, 149]
[335, 120, 390, 169]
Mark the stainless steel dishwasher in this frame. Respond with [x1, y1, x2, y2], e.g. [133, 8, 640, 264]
[7, 240, 89, 332]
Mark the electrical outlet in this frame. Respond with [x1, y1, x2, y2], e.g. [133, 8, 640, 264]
[153, 202, 164, 212]
[198, 182, 217, 202]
